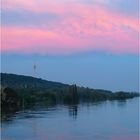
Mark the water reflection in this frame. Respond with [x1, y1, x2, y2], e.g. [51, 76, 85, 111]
[1, 98, 139, 140]
[68, 105, 78, 119]
[1, 110, 17, 122]
[116, 100, 127, 107]
[1, 99, 128, 122]
[1, 100, 126, 122]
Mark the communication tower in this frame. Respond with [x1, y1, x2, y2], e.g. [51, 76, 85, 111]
[33, 63, 37, 77]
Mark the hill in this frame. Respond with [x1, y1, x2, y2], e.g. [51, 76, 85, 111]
[1, 73, 139, 111]
[1, 73, 68, 89]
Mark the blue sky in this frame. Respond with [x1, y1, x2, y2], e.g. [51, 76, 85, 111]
[1, 0, 139, 92]
[1, 53, 139, 92]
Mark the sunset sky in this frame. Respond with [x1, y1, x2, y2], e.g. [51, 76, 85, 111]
[1, 0, 139, 92]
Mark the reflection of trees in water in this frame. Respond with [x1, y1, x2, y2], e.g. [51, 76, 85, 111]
[68, 105, 78, 119]
[2, 99, 128, 123]
[1, 105, 20, 122]
[117, 100, 127, 107]
[107, 100, 127, 109]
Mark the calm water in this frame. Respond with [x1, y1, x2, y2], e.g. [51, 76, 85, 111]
[1, 98, 139, 140]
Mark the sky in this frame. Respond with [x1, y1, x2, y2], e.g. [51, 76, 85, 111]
[1, 0, 139, 92]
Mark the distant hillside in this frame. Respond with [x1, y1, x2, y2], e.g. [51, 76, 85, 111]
[1, 73, 139, 108]
[1, 73, 139, 95]
[1, 73, 69, 89]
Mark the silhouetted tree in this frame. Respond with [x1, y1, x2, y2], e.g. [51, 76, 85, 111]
[69, 84, 79, 104]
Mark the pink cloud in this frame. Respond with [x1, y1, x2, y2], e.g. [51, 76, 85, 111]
[1, 25, 138, 55]
[1, 0, 139, 55]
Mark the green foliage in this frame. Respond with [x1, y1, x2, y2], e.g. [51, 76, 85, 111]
[1, 87, 20, 111]
[1, 73, 139, 112]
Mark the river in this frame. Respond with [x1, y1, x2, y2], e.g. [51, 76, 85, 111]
[1, 97, 139, 140]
